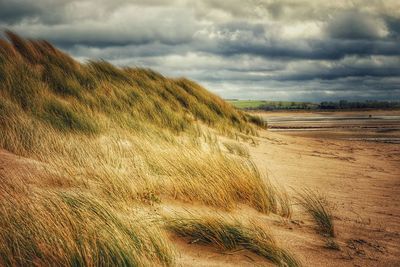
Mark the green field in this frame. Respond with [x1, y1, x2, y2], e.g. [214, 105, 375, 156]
[227, 100, 317, 110]
[227, 100, 266, 109]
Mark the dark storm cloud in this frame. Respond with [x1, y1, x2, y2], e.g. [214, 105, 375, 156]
[0, 0, 41, 23]
[0, 0, 399, 101]
[276, 57, 400, 81]
[325, 11, 388, 40]
[200, 37, 400, 60]
[0, 0, 80, 24]
[193, 18, 400, 60]
[384, 16, 400, 39]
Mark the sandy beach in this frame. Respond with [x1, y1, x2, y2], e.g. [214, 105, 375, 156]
[250, 129, 400, 266]
[172, 111, 400, 266]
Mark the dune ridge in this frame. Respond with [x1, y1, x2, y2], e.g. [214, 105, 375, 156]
[0, 32, 300, 266]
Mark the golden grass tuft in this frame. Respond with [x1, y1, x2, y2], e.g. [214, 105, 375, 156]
[296, 188, 335, 237]
[223, 140, 250, 158]
[246, 113, 267, 129]
[164, 211, 301, 267]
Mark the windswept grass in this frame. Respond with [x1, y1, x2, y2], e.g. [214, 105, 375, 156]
[164, 212, 301, 267]
[0, 32, 259, 136]
[274, 184, 293, 219]
[296, 188, 335, 237]
[223, 141, 250, 158]
[0, 104, 278, 213]
[41, 99, 99, 134]
[0, 173, 174, 267]
[0, 33, 271, 210]
[246, 114, 267, 129]
[0, 32, 291, 266]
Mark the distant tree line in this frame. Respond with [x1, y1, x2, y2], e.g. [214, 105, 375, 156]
[246, 100, 400, 111]
[318, 100, 400, 110]
[255, 101, 318, 110]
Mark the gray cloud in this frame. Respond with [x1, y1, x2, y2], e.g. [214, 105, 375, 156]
[1, 0, 399, 101]
[325, 11, 388, 40]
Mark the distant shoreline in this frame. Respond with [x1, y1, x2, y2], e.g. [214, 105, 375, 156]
[245, 107, 400, 113]
[226, 99, 400, 112]
[255, 109, 400, 144]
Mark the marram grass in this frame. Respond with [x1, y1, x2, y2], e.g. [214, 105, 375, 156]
[0, 32, 297, 266]
[0, 31, 258, 136]
[0, 173, 175, 266]
[164, 211, 301, 267]
[296, 188, 335, 237]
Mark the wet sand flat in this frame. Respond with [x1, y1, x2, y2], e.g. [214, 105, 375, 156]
[256, 110, 400, 143]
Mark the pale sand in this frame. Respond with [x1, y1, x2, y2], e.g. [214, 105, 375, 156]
[249, 130, 400, 266]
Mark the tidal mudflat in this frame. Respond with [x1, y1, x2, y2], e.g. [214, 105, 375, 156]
[259, 110, 400, 144]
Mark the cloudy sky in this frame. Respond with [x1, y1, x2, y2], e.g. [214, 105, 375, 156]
[1, 0, 400, 101]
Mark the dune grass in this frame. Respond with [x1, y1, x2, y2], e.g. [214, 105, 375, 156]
[0, 103, 277, 211]
[41, 98, 99, 134]
[296, 188, 335, 237]
[0, 32, 285, 214]
[246, 114, 267, 129]
[164, 212, 301, 267]
[0, 32, 295, 266]
[223, 141, 250, 158]
[0, 31, 258, 136]
[0, 172, 175, 267]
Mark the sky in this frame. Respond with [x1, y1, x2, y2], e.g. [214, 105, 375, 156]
[1, 0, 400, 101]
